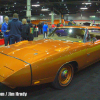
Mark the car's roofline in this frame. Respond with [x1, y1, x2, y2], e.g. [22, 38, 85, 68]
[57, 26, 100, 29]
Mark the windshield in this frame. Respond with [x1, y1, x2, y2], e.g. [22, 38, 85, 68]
[47, 28, 85, 42]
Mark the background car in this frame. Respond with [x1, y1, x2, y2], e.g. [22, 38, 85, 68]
[55, 29, 68, 36]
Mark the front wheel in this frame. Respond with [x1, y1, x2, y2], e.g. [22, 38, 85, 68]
[52, 64, 74, 89]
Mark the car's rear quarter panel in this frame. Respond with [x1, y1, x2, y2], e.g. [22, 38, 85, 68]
[2, 65, 31, 88]
[0, 53, 31, 88]
[31, 43, 88, 85]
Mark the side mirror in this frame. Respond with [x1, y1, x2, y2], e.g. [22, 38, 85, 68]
[92, 37, 97, 43]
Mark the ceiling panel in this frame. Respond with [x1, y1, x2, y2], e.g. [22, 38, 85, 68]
[0, 0, 100, 17]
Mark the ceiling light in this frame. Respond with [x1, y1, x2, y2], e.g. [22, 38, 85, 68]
[82, 3, 91, 5]
[37, 2, 39, 3]
[96, 11, 100, 13]
[40, 14, 42, 15]
[43, 14, 45, 16]
[80, 8, 88, 9]
[14, 2, 16, 4]
[64, 4, 66, 6]
[40, 14, 45, 16]
[41, 8, 49, 11]
[49, 13, 57, 15]
[66, 14, 69, 15]
[90, 16, 95, 18]
[96, 3, 98, 6]
[32, 4, 40, 7]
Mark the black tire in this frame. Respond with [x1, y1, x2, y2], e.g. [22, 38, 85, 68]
[52, 63, 74, 89]
[57, 33, 60, 36]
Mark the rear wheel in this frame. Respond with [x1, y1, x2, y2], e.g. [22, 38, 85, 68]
[52, 64, 74, 89]
[57, 33, 61, 36]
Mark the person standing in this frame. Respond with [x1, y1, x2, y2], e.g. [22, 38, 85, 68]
[37, 22, 42, 34]
[0, 24, 2, 30]
[27, 19, 35, 41]
[41, 21, 44, 34]
[7, 13, 22, 44]
[1, 16, 10, 46]
[48, 24, 52, 34]
[51, 24, 55, 30]
[21, 18, 30, 40]
[57, 23, 60, 27]
[60, 23, 63, 27]
[43, 23, 48, 38]
[68, 20, 73, 26]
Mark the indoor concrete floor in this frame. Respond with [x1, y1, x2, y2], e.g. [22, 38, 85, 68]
[0, 34, 100, 100]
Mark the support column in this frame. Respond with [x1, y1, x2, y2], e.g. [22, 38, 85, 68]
[26, 0, 31, 19]
[81, 13, 82, 20]
[59, 13, 61, 23]
[61, 14, 64, 24]
[51, 11, 54, 24]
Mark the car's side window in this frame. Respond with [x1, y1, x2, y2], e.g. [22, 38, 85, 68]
[86, 30, 91, 42]
[83, 29, 100, 42]
[89, 29, 100, 41]
[83, 29, 91, 42]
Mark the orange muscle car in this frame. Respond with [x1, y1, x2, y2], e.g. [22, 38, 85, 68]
[0, 26, 100, 89]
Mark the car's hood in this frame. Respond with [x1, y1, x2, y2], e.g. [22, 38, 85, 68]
[0, 39, 84, 63]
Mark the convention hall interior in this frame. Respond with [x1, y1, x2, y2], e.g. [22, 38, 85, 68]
[0, 0, 100, 100]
